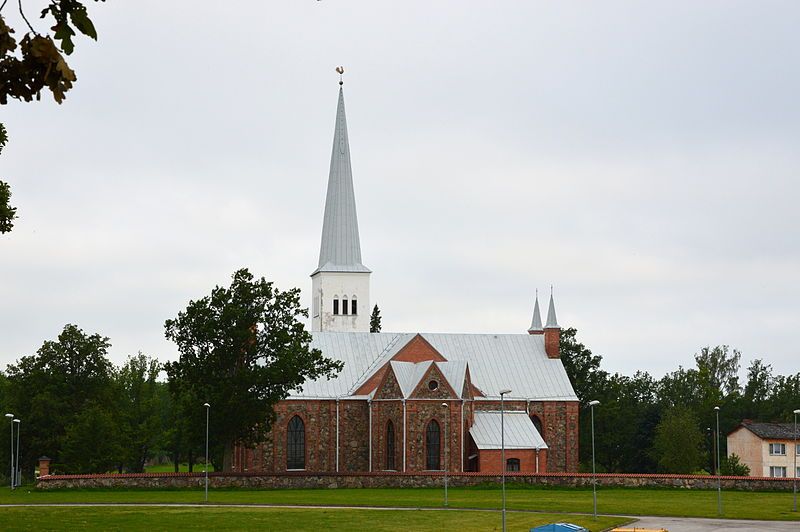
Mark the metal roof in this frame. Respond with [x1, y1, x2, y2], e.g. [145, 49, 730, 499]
[469, 410, 548, 450]
[528, 294, 543, 333]
[545, 292, 559, 328]
[313, 86, 370, 275]
[289, 332, 578, 401]
[389, 360, 468, 398]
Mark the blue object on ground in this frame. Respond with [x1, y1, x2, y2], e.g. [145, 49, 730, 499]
[530, 524, 589, 532]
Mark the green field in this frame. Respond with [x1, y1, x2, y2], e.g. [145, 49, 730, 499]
[0, 506, 627, 532]
[0, 485, 799, 522]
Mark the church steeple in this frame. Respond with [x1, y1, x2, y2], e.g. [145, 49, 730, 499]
[527, 291, 543, 334]
[314, 84, 370, 275]
[311, 72, 371, 333]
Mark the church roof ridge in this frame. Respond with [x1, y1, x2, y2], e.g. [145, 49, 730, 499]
[314, 86, 368, 275]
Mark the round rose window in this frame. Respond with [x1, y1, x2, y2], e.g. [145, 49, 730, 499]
[428, 380, 439, 391]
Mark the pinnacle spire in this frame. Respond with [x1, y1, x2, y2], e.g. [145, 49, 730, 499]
[528, 290, 543, 333]
[545, 287, 559, 329]
[313, 84, 370, 275]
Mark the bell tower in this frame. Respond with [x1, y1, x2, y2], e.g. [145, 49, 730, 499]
[311, 71, 371, 332]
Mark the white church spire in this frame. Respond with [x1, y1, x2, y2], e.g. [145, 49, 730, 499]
[528, 291, 543, 334]
[314, 82, 370, 275]
[311, 70, 371, 333]
[545, 287, 559, 329]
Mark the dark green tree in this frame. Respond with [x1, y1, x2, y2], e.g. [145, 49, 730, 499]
[721, 453, 751, 476]
[370, 304, 382, 333]
[652, 406, 705, 473]
[116, 353, 164, 472]
[4, 324, 119, 475]
[0, 124, 15, 234]
[164, 268, 342, 471]
[559, 327, 607, 404]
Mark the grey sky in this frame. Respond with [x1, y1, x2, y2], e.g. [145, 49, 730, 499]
[2, 1, 798, 378]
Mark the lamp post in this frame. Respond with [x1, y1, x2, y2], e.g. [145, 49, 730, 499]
[13, 419, 20, 487]
[588, 400, 600, 518]
[5, 413, 13, 490]
[204, 402, 210, 503]
[499, 388, 512, 532]
[441, 402, 449, 507]
[714, 406, 721, 516]
[793, 408, 799, 512]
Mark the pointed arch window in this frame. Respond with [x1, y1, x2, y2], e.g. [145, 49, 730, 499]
[287, 415, 305, 470]
[530, 414, 544, 439]
[333, 296, 339, 315]
[342, 296, 349, 315]
[426, 419, 441, 470]
[351, 295, 358, 315]
[386, 420, 396, 470]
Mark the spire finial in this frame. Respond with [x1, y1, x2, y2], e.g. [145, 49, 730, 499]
[545, 286, 559, 329]
[336, 66, 344, 86]
[528, 290, 543, 334]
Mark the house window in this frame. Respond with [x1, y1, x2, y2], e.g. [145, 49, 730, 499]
[796, 444, 800, 456]
[351, 297, 357, 315]
[386, 421, 395, 470]
[342, 297, 349, 315]
[506, 458, 521, 472]
[333, 298, 339, 315]
[287, 415, 305, 470]
[426, 420, 441, 470]
[769, 443, 786, 455]
[769, 466, 787, 478]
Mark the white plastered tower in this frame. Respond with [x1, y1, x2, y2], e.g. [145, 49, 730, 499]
[311, 82, 371, 332]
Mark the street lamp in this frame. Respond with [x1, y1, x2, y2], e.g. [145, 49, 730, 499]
[13, 419, 20, 487]
[499, 388, 512, 532]
[793, 408, 799, 512]
[204, 402, 210, 503]
[5, 413, 13, 490]
[441, 402, 449, 507]
[588, 400, 600, 518]
[714, 406, 722, 516]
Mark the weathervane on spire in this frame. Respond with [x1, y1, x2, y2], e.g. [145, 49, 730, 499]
[336, 66, 344, 85]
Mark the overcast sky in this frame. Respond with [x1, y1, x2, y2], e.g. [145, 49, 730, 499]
[1, 1, 798, 379]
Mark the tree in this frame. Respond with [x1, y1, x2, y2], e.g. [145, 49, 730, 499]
[721, 453, 750, 476]
[163, 268, 342, 471]
[4, 324, 119, 474]
[651, 406, 705, 474]
[0, 124, 15, 234]
[370, 304, 382, 333]
[560, 327, 608, 404]
[116, 353, 164, 472]
[1, 1, 106, 233]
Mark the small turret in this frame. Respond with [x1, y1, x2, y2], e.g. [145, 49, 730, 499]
[544, 287, 560, 359]
[527, 291, 543, 335]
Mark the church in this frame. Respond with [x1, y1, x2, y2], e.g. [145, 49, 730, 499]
[232, 81, 580, 474]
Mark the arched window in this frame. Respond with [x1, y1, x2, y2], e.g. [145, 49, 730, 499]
[530, 414, 544, 439]
[287, 415, 305, 470]
[351, 295, 358, 315]
[506, 458, 521, 472]
[426, 419, 441, 470]
[342, 296, 349, 315]
[333, 296, 339, 315]
[386, 421, 395, 470]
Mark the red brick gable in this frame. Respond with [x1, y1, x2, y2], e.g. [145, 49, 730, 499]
[392, 334, 447, 363]
[373, 364, 404, 400]
[354, 334, 446, 396]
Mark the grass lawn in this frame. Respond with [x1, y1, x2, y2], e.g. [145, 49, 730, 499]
[144, 463, 215, 473]
[0, 506, 627, 532]
[0, 484, 798, 522]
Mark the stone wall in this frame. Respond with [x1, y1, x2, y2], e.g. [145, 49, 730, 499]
[37, 472, 798, 491]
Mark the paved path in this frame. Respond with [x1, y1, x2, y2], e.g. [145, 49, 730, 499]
[628, 515, 799, 531]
